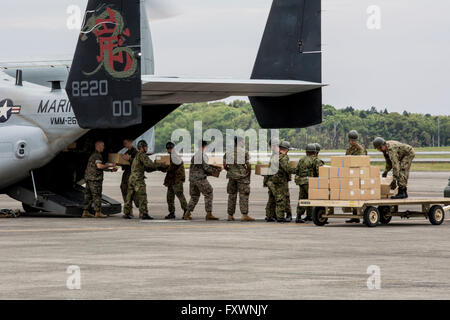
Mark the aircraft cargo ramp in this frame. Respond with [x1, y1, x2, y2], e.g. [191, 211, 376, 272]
[6, 183, 121, 216]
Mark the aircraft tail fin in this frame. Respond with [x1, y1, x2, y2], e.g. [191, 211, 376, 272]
[250, 0, 322, 128]
[66, 0, 142, 129]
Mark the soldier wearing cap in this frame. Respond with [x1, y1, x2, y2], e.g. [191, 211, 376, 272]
[223, 136, 254, 222]
[82, 140, 118, 218]
[265, 140, 296, 223]
[123, 140, 169, 220]
[184, 140, 222, 221]
[164, 141, 187, 220]
[295, 143, 323, 223]
[373, 137, 415, 199]
[346, 130, 367, 156]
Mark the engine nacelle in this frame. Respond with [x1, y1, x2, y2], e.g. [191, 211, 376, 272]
[0, 125, 51, 190]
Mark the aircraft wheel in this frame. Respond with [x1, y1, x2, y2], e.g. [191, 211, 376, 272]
[312, 207, 328, 226]
[429, 205, 445, 225]
[378, 206, 392, 224]
[363, 206, 380, 227]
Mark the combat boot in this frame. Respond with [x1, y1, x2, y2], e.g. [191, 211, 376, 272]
[304, 216, 312, 222]
[391, 187, 407, 199]
[183, 210, 192, 220]
[205, 212, 219, 221]
[81, 210, 94, 218]
[241, 214, 255, 222]
[345, 218, 360, 224]
[227, 214, 235, 221]
[165, 212, 176, 220]
[285, 212, 292, 222]
[265, 216, 276, 222]
[295, 214, 305, 223]
[95, 211, 108, 218]
[141, 214, 154, 220]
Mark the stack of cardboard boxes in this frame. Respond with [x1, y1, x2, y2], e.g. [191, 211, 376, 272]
[308, 156, 382, 200]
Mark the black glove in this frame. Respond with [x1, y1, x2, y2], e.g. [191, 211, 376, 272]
[382, 171, 388, 178]
[390, 180, 397, 190]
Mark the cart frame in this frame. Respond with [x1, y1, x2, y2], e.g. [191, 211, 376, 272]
[298, 198, 450, 227]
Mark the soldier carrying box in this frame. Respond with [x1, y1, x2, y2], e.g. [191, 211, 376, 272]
[295, 144, 323, 223]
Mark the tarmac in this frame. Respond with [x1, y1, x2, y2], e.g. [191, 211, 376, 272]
[0, 171, 449, 300]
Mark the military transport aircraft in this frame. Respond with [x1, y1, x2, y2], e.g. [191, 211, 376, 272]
[0, 0, 324, 215]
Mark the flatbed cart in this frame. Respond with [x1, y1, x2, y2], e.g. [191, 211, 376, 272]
[298, 198, 450, 227]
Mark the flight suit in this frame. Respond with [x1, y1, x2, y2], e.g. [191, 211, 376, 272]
[123, 151, 168, 217]
[164, 151, 187, 214]
[345, 143, 368, 156]
[83, 151, 104, 212]
[186, 151, 217, 213]
[295, 155, 322, 218]
[265, 152, 296, 220]
[383, 140, 416, 188]
[223, 146, 251, 216]
[120, 147, 138, 206]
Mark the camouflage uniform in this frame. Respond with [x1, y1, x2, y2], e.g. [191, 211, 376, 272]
[186, 151, 217, 213]
[83, 151, 104, 212]
[265, 152, 296, 220]
[123, 151, 167, 216]
[345, 143, 368, 156]
[223, 146, 251, 216]
[164, 151, 187, 213]
[295, 155, 322, 218]
[120, 147, 138, 206]
[383, 140, 416, 188]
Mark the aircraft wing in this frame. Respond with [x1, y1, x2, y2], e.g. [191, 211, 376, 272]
[141, 76, 325, 105]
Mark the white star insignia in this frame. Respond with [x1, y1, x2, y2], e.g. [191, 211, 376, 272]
[0, 100, 11, 121]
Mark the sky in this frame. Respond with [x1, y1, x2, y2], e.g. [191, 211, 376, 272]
[0, 0, 449, 115]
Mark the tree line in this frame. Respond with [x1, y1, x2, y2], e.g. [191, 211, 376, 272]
[154, 101, 449, 152]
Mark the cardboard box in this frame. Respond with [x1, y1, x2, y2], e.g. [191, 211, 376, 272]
[360, 189, 381, 200]
[208, 165, 222, 177]
[330, 167, 350, 178]
[358, 167, 371, 179]
[319, 166, 331, 178]
[155, 155, 171, 166]
[360, 177, 381, 189]
[208, 156, 224, 168]
[330, 156, 371, 168]
[290, 161, 297, 168]
[108, 153, 130, 166]
[330, 178, 359, 189]
[380, 177, 394, 198]
[330, 188, 361, 200]
[255, 164, 269, 175]
[308, 177, 329, 189]
[370, 166, 381, 178]
[348, 168, 360, 179]
[308, 188, 330, 200]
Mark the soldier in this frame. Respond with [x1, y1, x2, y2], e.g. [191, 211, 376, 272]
[120, 138, 138, 213]
[265, 140, 296, 223]
[295, 144, 323, 223]
[123, 140, 169, 220]
[223, 136, 255, 222]
[184, 141, 222, 221]
[82, 141, 117, 218]
[164, 141, 187, 220]
[346, 130, 368, 156]
[373, 137, 416, 199]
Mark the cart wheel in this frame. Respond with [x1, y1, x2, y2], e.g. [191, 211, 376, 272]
[378, 206, 392, 225]
[312, 207, 328, 226]
[363, 206, 380, 227]
[428, 205, 445, 225]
